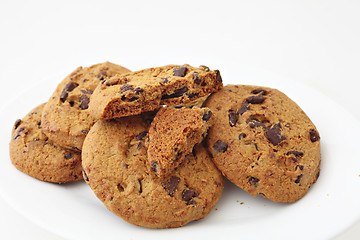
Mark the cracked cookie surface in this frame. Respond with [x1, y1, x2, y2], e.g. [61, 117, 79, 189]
[204, 85, 321, 203]
[41, 62, 130, 151]
[146, 106, 214, 178]
[88, 64, 223, 119]
[81, 113, 224, 228]
[9, 103, 82, 183]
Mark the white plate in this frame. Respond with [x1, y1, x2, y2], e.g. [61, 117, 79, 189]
[1, 68, 360, 240]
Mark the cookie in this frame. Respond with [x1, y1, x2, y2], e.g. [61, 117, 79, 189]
[146, 106, 214, 178]
[88, 64, 223, 119]
[41, 62, 130, 151]
[204, 85, 321, 203]
[82, 114, 224, 228]
[9, 103, 82, 183]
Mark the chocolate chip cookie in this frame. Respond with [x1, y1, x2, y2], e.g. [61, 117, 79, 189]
[9, 103, 82, 183]
[41, 62, 130, 151]
[204, 85, 321, 203]
[82, 113, 224, 228]
[146, 106, 214, 178]
[88, 64, 223, 119]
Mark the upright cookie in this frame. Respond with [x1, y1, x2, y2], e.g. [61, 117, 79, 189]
[82, 114, 224, 228]
[146, 106, 214, 178]
[41, 62, 130, 151]
[88, 64, 223, 119]
[204, 85, 321, 203]
[9, 103, 82, 183]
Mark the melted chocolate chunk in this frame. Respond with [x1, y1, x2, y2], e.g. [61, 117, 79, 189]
[161, 86, 188, 100]
[65, 82, 79, 92]
[120, 84, 134, 93]
[79, 95, 90, 110]
[251, 89, 267, 95]
[136, 131, 148, 140]
[215, 70, 222, 83]
[14, 119, 21, 130]
[238, 102, 249, 115]
[182, 189, 199, 203]
[173, 67, 188, 77]
[82, 167, 89, 181]
[163, 176, 180, 197]
[60, 90, 68, 102]
[249, 177, 260, 187]
[266, 123, 286, 146]
[239, 133, 246, 139]
[202, 110, 213, 121]
[295, 174, 303, 184]
[246, 95, 265, 104]
[193, 72, 201, 84]
[64, 153, 72, 159]
[286, 151, 304, 157]
[151, 161, 158, 172]
[97, 71, 107, 80]
[247, 119, 265, 128]
[213, 140, 228, 152]
[228, 110, 238, 127]
[309, 129, 320, 142]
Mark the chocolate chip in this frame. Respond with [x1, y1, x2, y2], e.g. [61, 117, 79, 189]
[193, 72, 201, 84]
[14, 119, 21, 130]
[13, 134, 21, 140]
[129, 97, 138, 102]
[173, 67, 188, 77]
[64, 153, 72, 159]
[200, 65, 210, 71]
[79, 95, 90, 110]
[228, 110, 238, 127]
[298, 165, 304, 171]
[65, 82, 79, 92]
[247, 119, 265, 128]
[60, 90, 68, 102]
[80, 89, 94, 94]
[161, 86, 189, 100]
[163, 176, 180, 197]
[239, 133, 246, 139]
[160, 77, 170, 85]
[37, 120, 41, 126]
[182, 189, 199, 203]
[249, 177, 260, 187]
[136, 131, 148, 140]
[215, 70, 222, 83]
[213, 140, 228, 152]
[238, 102, 249, 115]
[286, 151, 304, 157]
[309, 129, 320, 142]
[295, 174, 303, 184]
[246, 96, 265, 104]
[134, 87, 144, 94]
[202, 111, 213, 121]
[97, 71, 107, 80]
[82, 167, 89, 181]
[81, 129, 88, 134]
[151, 161, 159, 173]
[17, 127, 25, 133]
[120, 84, 134, 93]
[251, 89, 267, 95]
[71, 146, 81, 152]
[266, 123, 286, 146]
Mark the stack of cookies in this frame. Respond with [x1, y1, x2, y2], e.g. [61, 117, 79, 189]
[9, 62, 321, 229]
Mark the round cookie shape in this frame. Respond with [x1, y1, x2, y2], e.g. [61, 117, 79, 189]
[204, 85, 321, 203]
[9, 103, 82, 183]
[82, 114, 224, 229]
[41, 62, 130, 151]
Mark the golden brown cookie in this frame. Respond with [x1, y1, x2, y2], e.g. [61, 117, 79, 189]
[9, 103, 82, 183]
[82, 113, 224, 228]
[146, 106, 214, 178]
[88, 64, 223, 119]
[204, 85, 321, 203]
[41, 62, 130, 151]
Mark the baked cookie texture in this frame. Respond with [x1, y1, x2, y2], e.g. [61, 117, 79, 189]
[146, 106, 214, 178]
[204, 85, 321, 203]
[9, 103, 82, 183]
[41, 62, 130, 151]
[88, 64, 223, 120]
[82, 114, 224, 229]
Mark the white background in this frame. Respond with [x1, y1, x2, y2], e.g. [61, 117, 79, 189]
[0, 0, 359, 239]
